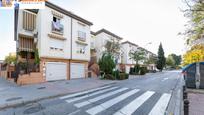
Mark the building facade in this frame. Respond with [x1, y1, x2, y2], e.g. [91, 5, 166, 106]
[15, 1, 93, 85]
[91, 29, 123, 62]
[120, 41, 157, 73]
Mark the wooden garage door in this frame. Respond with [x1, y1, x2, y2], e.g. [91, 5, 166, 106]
[46, 62, 67, 81]
[71, 63, 85, 79]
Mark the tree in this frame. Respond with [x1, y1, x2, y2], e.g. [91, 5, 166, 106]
[129, 49, 146, 65]
[98, 53, 116, 75]
[145, 55, 157, 65]
[183, 44, 204, 66]
[104, 39, 121, 60]
[181, 0, 204, 45]
[166, 55, 175, 68]
[4, 55, 16, 64]
[169, 54, 182, 66]
[156, 43, 166, 71]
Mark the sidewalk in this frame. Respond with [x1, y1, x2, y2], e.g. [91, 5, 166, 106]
[0, 77, 117, 109]
[188, 89, 204, 115]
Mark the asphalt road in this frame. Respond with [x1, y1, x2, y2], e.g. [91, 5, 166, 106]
[0, 71, 183, 115]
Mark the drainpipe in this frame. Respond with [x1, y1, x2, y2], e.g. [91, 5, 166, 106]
[196, 62, 200, 89]
[69, 18, 73, 80]
[70, 18, 73, 59]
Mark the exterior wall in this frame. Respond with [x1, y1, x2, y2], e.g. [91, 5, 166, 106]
[71, 19, 91, 61]
[94, 32, 121, 61]
[17, 72, 45, 85]
[121, 43, 138, 65]
[38, 6, 71, 59]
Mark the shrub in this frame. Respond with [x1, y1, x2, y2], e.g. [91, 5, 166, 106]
[129, 67, 134, 74]
[112, 70, 120, 80]
[140, 67, 147, 75]
[105, 74, 115, 80]
[98, 53, 116, 75]
[134, 64, 140, 74]
[118, 73, 129, 80]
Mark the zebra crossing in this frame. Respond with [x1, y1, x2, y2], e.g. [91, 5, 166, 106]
[59, 85, 172, 115]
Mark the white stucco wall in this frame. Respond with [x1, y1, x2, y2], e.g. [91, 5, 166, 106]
[38, 6, 71, 59]
[94, 32, 121, 61]
[121, 43, 138, 65]
[71, 19, 91, 61]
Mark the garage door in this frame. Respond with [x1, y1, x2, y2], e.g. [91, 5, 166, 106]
[71, 63, 85, 79]
[46, 62, 67, 81]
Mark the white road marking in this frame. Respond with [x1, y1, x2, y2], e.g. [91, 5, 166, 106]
[60, 85, 111, 99]
[86, 89, 140, 115]
[68, 110, 81, 115]
[66, 87, 118, 103]
[162, 78, 169, 81]
[148, 93, 171, 115]
[114, 91, 155, 115]
[74, 87, 129, 108]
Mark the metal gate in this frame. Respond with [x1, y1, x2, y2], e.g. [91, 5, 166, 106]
[200, 62, 204, 89]
[186, 63, 196, 88]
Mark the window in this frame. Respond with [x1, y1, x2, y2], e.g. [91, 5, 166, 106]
[76, 44, 86, 54]
[78, 31, 86, 41]
[49, 39, 64, 51]
[77, 22, 86, 41]
[52, 16, 64, 34]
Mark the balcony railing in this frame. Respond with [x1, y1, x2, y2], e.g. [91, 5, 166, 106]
[52, 21, 64, 34]
[23, 10, 36, 31]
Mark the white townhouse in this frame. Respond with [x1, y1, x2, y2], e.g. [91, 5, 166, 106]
[91, 29, 123, 62]
[120, 41, 139, 73]
[120, 41, 157, 73]
[14, 1, 93, 85]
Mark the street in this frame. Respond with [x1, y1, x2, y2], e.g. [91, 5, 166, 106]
[0, 71, 183, 115]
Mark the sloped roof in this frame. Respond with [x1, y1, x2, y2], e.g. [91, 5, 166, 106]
[93, 29, 123, 40]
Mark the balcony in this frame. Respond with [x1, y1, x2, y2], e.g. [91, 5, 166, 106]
[18, 36, 34, 52]
[52, 21, 64, 35]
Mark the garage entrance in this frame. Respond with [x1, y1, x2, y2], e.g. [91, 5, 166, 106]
[70, 63, 85, 79]
[46, 62, 67, 81]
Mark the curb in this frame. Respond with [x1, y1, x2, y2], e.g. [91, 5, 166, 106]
[0, 82, 117, 110]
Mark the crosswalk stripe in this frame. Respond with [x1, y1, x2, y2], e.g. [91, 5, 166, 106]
[60, 85, 111, 99]
[86, 89, 140, 115]
[114, 91, 155, 115]
[74, 87, 129, 108]
[66, 87, 118, 103]
[148, 93, 171, 115]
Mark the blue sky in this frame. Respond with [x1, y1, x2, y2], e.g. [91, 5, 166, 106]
[0, 0, 188, 60]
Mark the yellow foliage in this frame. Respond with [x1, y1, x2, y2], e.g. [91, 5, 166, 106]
[183, 47, 204, 66]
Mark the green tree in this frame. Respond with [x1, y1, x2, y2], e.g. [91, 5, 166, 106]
[4, 55, 16, 64]
[182, 0, 204, 45]
[98, 53, 116, 75]
[129, 49, 146, 65]
[104, 39, 121, 59]
[156, 43, 166, 71]
[145, 55, 157, 65]
[166, 55, 175, 67]
[169, 54, 182, 66]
